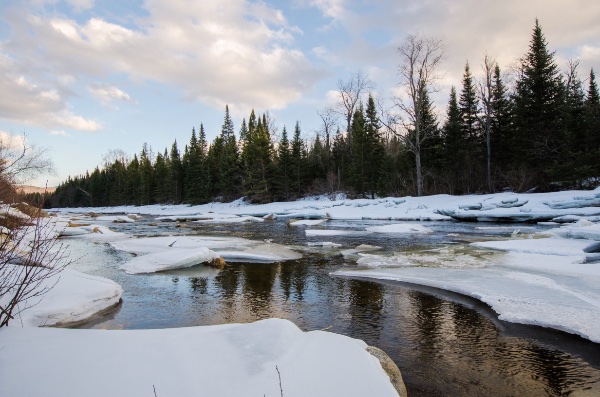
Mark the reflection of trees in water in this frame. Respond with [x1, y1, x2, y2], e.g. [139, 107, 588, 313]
[348, 280, 384, 340]
[409, 290, 445, 357]
[215, 266, 241, 298]
[278, 261, 308, 301]
[241, 262, 278, 317]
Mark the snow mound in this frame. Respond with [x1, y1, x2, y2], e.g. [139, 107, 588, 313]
[110, 236, 254, 255]
[2, 267, 122, 327]
[120, 247, 221, 274]
[289, 219, 327, 226]
[0, 318, 400, 397]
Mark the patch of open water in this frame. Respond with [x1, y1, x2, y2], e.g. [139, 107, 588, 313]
[67, 217, 600, 396]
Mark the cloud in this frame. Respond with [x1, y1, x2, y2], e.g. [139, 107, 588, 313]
[0, 53, 101, 131]
[50, 130, 68, 136]
[307, 0, 345, 20]
[3, 0, 324, 112]
[88, 83, 135, 107]
[0, 131, 26, 150]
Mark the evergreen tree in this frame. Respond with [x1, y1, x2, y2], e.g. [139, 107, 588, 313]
[126, 154, 141, 205]
[584, 69, 600, 152]
[364, 94, 385, 198]
[564, 61, 586, 155]
[490, 65, 513, 178]
[513, 19, 564, 176]
[219, 105, 241, 199]
[184, 128, 202, 203]
[169, 140, 183, 203]
[459, 61, 480, 142]
[276, 126, 292, 200]
[153, 150, 169, 203]
[139, 143, 154, 205]
[290, 121, 307, 196]
[350, 104, 368, 196]
[243, 115, 275, 201]
[459, 61, 483, 192]
[442, 87, 465, 193]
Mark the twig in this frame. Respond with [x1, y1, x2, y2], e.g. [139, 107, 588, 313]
[153, 385, 158, 397]
[276, 365, 283, 397]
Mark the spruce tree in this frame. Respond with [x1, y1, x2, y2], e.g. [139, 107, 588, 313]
[169, 140, 183, 203]
[490, 65, 513, 178]
[139, 143, 154, 205]
[584, 69, 600, 152]
[277, 126, 292, 200]
[291, 121, 307, 196]
[350, 104, 368, 196]
[365, 94, 385, 198]
[219, 105, 241, 199]
[513, 19, 564, 176]
[442, 86, 465, 194]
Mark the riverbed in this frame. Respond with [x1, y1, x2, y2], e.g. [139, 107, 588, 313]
[66, 217, 600, 397]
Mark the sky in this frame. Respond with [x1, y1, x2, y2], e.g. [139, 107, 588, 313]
[1, 0, 599, 187]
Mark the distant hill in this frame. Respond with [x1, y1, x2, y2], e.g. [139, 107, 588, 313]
[16, 185, 56, 194]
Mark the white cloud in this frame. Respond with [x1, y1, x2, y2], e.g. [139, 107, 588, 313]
[88, 83, 135, 107]
[50, 130, 68, 136]
[0, 53, 100, 131]
[307, 0, 345, 20]
[3, 0, 323, 112]
[0, 131, 26, 151]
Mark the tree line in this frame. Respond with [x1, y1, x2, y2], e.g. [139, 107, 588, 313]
[46, 20, 600, 208]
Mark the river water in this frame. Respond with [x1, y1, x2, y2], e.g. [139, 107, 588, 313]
[68, 217, 600, 396]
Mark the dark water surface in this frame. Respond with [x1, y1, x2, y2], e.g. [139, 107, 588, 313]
[69, 217, 600, 396]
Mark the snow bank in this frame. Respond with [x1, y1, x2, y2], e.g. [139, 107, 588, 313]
[334, 231, 600, 342]
[0, 318, 400, 397]
[120, 247, 221, 274]
[110, 236, 254, 255]
[2, 267, 122, 327]
[333, 263, 600, 343]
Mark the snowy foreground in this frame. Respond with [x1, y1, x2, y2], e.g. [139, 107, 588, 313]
[0, 319, 401, 397]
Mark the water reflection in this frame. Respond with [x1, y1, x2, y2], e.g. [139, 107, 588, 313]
[70, 220, 600, 397]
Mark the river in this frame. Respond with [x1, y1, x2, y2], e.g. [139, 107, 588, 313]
[67, 216, 600, 396]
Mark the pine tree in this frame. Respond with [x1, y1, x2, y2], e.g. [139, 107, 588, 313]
[276, 126, 292, 200]
[364, 94, 385, 198]
[442, 86, 465, 194]
[219, 105, 241, 200]
[459, 61, 482, 192]
[350, 104, 368, 196]
[564, 61, 586, 155]
[184, 128, 201, 203]
[584, 69, 600, 152]
[291, 121, 307, 196]
[139, 143, 154, 205]
[513, 19, 564, 175]
[153, 150, 169, 203]
[490, 65, 513, 177]
[126, 154, 141, 205]
[169, 140, 183, 203]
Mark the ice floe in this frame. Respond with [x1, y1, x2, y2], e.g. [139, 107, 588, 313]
[365, 223, 433, 234]
[120, 247, 221, 274]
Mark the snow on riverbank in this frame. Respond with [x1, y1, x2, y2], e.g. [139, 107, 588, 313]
[0, 318, 401, 397]
[49, 187, 600, 223]
[333, 223, 600, 343]
[1, 267, 123, 327]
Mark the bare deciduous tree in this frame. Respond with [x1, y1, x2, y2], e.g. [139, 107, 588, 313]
[380, 34, 445, 197]
[337, 70, 375, 148]
[478, 54, 496, 193]
[0, 133, 67, 327]
[0, 133, 54, 185]
[316, 106, 338, 171]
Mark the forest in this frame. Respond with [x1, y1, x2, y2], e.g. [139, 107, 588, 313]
[45, 21, 600, 208]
